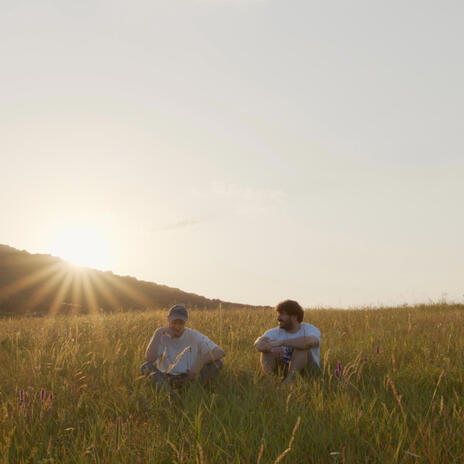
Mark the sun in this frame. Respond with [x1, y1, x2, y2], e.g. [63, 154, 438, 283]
[50, 226, 112, 270]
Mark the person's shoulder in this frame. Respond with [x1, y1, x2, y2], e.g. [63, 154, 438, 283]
[154, 326, 169, 335]
[188, 328, 218, 347]
[263, 327, 280, 338]
[186, 327, 200, 335]
[186, 327, 208, 339]
[302, 322, 321, 335]
[151, 327, 170, 345]
[302, 322, 318, 329]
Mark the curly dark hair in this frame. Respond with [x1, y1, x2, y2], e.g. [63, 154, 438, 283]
[276, 299, 304, 323]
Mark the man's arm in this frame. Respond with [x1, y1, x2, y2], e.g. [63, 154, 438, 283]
[187, 346, 225, 379]
[254, 336, 273, 352]
[269, 335, 319, 350]
[145, 327, 169, 362]
[200, 346, 226, 365]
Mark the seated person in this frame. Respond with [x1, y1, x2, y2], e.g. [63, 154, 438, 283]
[141, 305, 225, 390]
[254, 300, 321, 384]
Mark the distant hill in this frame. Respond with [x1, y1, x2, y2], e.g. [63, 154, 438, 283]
[0, 244, 267, 316]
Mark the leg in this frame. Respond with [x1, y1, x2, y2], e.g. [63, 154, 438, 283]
[199, 359, 223, 384]
[260, 352, 278, 375]
[168, 373, 190, 389]
[284, 349, 311, 383]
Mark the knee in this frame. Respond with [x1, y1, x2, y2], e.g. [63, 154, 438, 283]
[213, 359, 223, 370]
[261, 352, 274, 362]
[141, 361, 155, 375]
[206, 359, 223, 371]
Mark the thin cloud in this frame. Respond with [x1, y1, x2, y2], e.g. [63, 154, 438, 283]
[153, 217, 213, 232]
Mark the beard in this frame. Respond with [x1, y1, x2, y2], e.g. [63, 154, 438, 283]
[279, 320, 293, 331]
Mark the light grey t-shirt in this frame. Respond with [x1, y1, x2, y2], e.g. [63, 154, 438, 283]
[149, 327, 218, 375]
[263, 323, 321, 367]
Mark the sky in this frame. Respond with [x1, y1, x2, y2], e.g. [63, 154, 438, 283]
[1, 0, 463, 308]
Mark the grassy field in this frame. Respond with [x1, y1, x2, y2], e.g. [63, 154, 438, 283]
[1, 304, 464, 463]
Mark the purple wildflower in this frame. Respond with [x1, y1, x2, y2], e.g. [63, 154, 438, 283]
[376, 345, 380, 354]
[41, 389, 46, 401]
[334, 361, 344, 379]
[19, 389, 24, 404]
[49, 392, 54, 402]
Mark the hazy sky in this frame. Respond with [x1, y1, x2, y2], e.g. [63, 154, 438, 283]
[1, 0, 463, 307]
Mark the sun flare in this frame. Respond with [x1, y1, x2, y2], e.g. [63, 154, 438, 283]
[50, 226, 112, 271]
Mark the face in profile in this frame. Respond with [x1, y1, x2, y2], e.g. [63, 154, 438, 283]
[277, 311, 294, 331]
[168, 319, 186, 338]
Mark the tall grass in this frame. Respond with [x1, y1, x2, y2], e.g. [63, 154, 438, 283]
[1, 304, 463, 463]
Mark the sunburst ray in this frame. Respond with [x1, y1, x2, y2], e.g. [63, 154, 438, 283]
[91, 272, 121, 312]
[21, 267, 67, 313]
[0, 262, 63, 301]
[70, 269, 84, 313]
[81, 270, 100, 315]
[100, 272, 151, 309]
[47, 271, 74, 317]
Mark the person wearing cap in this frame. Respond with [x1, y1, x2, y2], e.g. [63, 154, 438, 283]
[254, 300, 321, 384]
[141, 305, 225, 390]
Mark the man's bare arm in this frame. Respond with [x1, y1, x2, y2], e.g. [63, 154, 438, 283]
[200, 346, 226, 365]
[254, 336, 273, 352]
[145, 327, 169, 362]
[188, 346, 226, 379]
[270, 336, 319, 350]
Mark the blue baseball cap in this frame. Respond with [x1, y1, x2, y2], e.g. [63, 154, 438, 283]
[168, 305, 188, 322]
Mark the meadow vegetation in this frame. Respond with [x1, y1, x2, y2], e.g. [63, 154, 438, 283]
[1, 304, 463, 463]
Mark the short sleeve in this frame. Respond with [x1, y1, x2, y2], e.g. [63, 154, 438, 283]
[196, 332, 218, 355]
[146, 328, 165, 361]
[304, 324, 321, 342]
[263, 327, 279, 339]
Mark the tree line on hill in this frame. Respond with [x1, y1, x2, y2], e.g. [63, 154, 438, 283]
[0, 244, 267, 316]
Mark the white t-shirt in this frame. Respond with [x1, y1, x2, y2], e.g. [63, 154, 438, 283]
[263, 323, 321, 367]
[150, 327, 218, 375]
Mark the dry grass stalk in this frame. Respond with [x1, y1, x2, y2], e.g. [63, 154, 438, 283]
[273, 416, 301, 464]
[387, 375, 407, 426]
[285, 393, 292, 413]
[166, 345, 192, 374]
[411, 369, 445, 449]
[197, 443, 205, 464]
[256, 441, 265, 464]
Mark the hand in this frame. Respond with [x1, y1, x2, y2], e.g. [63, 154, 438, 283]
[269, 339, 283, 348]
[255, 337, 273, 352]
